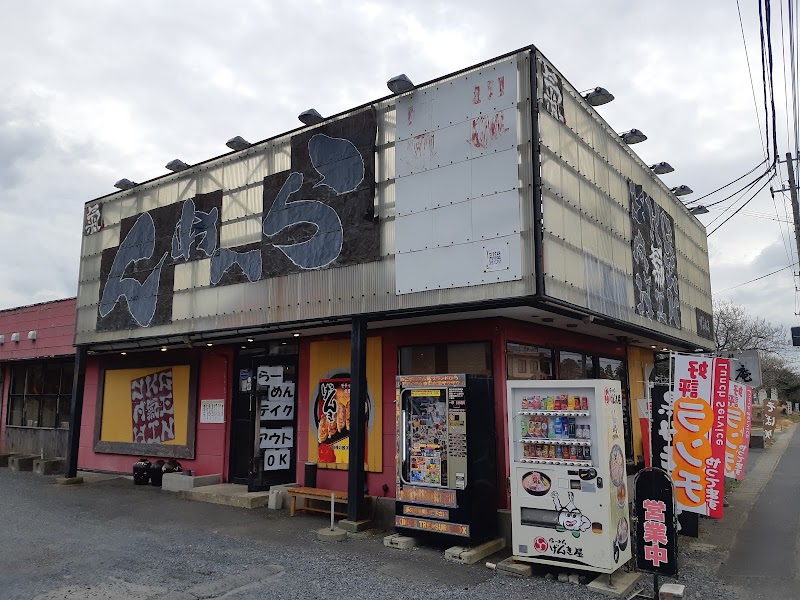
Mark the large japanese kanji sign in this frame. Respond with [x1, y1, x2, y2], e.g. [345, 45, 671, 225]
[725, 382, 753, 481]
[671, 355, 729, 519]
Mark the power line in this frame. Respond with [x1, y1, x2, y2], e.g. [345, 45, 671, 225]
[739, 0, 771, 162]
[707, 175, 775, 235]
[716, 262, 798, 293]
[683, 160, 768, 205]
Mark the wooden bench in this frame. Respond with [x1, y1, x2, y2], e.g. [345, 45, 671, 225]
[287, 486, 348, 517]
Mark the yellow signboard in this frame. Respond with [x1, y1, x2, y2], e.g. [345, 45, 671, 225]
[307, 338, 382, 472]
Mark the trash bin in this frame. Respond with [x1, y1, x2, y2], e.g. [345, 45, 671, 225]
[304, 462, 317, 488]
[149, 459, 166, 486]
[133, 458, 151, 485]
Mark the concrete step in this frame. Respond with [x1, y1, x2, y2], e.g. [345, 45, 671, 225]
[162, 472, 220, 492]
[33, 458, 65, 475]
[0, 453, 19, 467]
[9, 455, 38, 472]
[179, 483, 271, 509]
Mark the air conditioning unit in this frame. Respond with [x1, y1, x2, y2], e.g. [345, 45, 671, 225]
[27, 330, 37, 341]
[10, 332, 20, 343]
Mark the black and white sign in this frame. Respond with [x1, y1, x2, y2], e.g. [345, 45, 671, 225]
[257, 366, 283, 389]
[263, 448, 292, 471]
[260, 400, 295, 421]
[259, 426, 294, 449]
[199, 399, 225, 424]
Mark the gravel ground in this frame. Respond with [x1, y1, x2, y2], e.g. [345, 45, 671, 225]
[0, 470, 743, 600]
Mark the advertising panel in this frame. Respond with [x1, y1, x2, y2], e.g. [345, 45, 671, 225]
[306, 338, 382, 471]
[95, 364, 196, 459]
[634, 468, 677, 576]
[725, 381, 752, 480]
[394, 58, 522, 294]
[671, 355, 728, 518]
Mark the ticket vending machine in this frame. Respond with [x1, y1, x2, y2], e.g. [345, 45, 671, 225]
[395, 374, 497, 543]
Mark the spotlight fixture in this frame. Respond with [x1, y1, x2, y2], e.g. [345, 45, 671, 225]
[671, 185, 693, 196]
[113, 178, 137, 190]
[247, 338, 254, 343]
[121, 352, 127, 356]
[650, 162, 675, 174]
[582, 87, 615, 106]
[620, 129, 647, 144]
[293, 333, 300, 337]
[207, 343, 213, 347]
[689, 205, 709, 215]
[226, 136, 251, 151]
[165, 159, 190, 172]
[387, 74, 415, 94]
[161, 347, 168, 352]
[298, 109, 324, 126]
[650, 345, 657, 349]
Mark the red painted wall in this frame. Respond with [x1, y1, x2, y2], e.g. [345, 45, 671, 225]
[0, 298, 76, 361]
[294, 317, 626, 510]
[78, 347, 233, 478]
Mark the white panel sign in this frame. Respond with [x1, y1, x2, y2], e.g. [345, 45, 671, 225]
[394, 58, 521, 296]
[260, 400, 295, 421]
[263, 448, 292, 471]
[259, 426, 294, 449]
[257, 366, 283, 389]
[199, 399, 225, 424]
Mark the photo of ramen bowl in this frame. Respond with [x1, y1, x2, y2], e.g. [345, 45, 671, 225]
[609, 444, 625, 488]
[521, 471, 552, 496]
[616, 516, 629, 551]
[616, 483, 627, 507]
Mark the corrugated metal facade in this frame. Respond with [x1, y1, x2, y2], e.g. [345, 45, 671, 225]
[75, 51, 536, 346]
[535, 50, 712, 349]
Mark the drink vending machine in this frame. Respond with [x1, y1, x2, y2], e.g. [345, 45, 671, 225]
[507, 380, 631, 573]
[395, 374, 497, 542]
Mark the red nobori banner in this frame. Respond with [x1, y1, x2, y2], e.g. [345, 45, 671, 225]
[671, 355, 729, 519]
[725, 382, 752, 481]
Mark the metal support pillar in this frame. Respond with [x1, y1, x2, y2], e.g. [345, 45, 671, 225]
[347, 316, 368, 521]
[65, 346, 87, 478]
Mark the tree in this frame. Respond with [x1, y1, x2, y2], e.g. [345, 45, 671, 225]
[713, 300, 800, 403]
[713, 300, 787, 355]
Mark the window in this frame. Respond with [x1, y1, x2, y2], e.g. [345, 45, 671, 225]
[597, 357, 626, 381]
[506, 343, 554, 380]
[6, 361, 74, 429]
[399, 342, 492, 376]
[558, 351, 590, 379]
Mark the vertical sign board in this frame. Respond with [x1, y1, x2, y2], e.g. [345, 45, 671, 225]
[650, 363, 698, 537]
[634, 468, 677, 576]
[764, 397, 779, 442]
[671, 355, 728, 519]
[257, 367, 296, 472]
[725, 382, 752, 480]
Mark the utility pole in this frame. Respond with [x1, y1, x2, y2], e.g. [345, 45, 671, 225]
[785, 152, 800, 279]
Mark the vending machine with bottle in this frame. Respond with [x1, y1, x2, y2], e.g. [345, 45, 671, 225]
[395, 374, 497, 543]
[507, 380, 631, 573]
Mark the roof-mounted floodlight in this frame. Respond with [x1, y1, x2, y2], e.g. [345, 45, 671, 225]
[387, 74, 415, 95]
[672, 185, 694, 196]
[650, 162, 675, 174]
[225, 136, 251, 151]
[165, 159, 190, 172]
[620, 129, 647, 144]
[582, 87, 615, 106]
[298, 109, 324, 126]
[689, 205, 709, 215]
[113, 178, 137, 190]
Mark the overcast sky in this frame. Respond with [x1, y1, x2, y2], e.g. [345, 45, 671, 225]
[2, 1, 799, 357]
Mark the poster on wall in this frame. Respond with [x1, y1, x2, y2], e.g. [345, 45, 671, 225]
[670, 355, 729, 519]
[95, 364, 197, 459]
[307, 338, 382, 472]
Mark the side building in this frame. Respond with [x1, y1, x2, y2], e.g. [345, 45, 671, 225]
[71, 46, 713, 528]
[0, 298, 76, 459]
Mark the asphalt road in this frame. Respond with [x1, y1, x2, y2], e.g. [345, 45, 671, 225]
[718, 425, 800, 599]
[0, 463, 746, 600]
